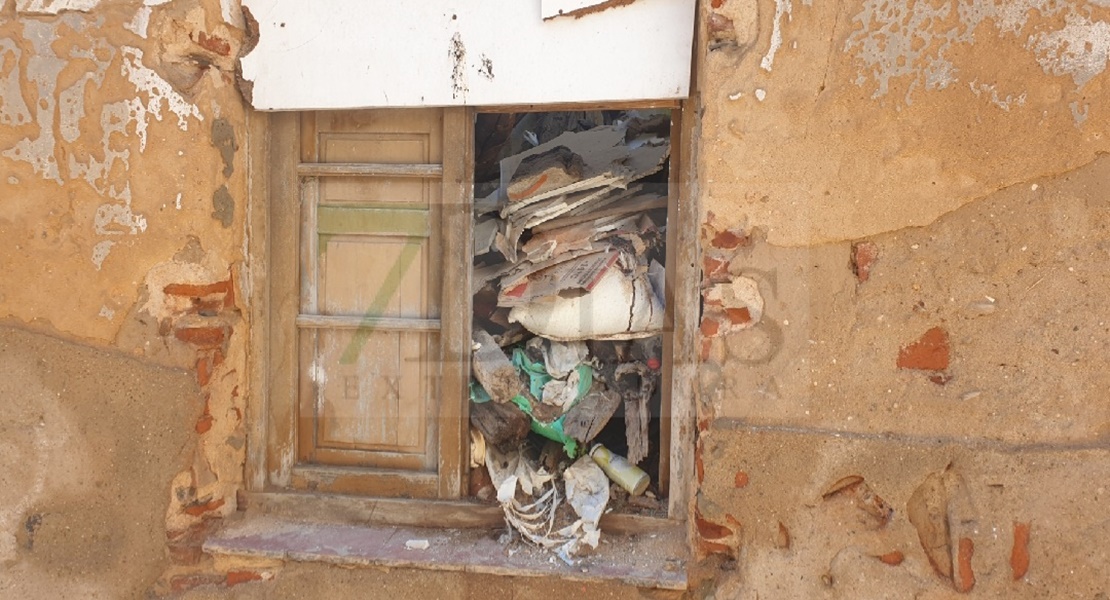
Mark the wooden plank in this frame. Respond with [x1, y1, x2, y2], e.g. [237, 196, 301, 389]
[659, 111, 679, 499]
[669, 101, 698, 524]
[267, 112, 301, 488]
[437, 106, 473, 498]
[245, 110, 271, 492]
[298, 162, 443, 178]
[296, 314, 441, 332]
[478, 99, 681, 114]
[246, 492, 682, 535]
[316, 205, 430, 237]
[290, 465, 439, 499]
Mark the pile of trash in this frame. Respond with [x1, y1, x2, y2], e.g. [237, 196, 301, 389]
[469, 112, 669, 563]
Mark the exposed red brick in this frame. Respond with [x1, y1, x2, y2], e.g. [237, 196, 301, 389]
[176, 326, 227, 348]
[170, 573, 224, 593]
[876, 550, 905, 566]
[183, 497, 225, 517]
[196, 356, 213, 387]
[711, 228, 748, 249]
[698, 539, 735, 557]
[897, 327, 950, 371]
[703, 256, 729, 280]
[711, 0, 726, 7]
[1011, 521, 1031, 580]
[695, 513, 734, 540]
[164, 281, 231, 298]
[197, 31, 232, 56]
[700, 317, 720, 337]
[734, 471, 749, 488]
[697, 418, 711, 432]
[195, 414, 213, 434]
[725, 307, 751, 325]
[212, 348, 225, 367]
[955, 537, 975, 593]
[226, 570, 264, 587]
[850, 241, 878, 283]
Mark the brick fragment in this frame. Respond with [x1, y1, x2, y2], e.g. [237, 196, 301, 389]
[175, 326, 227, 348]
[1011, 521, 1031, 580]
[195, 414, 214, 434]
[183, 497, 225, 517]
[711, 228, 748, 249]
[197, 31, 232, 56]
[850, 241, 878, 283]
[226, 570, 264, 586]
[734, 471, 749, 488]
[876, 550, 904, 566]
[955, 537, 975, 593]
[897, 327, 950, 371]
[711, 0, 726, 7]
[170, 573, 224, 593]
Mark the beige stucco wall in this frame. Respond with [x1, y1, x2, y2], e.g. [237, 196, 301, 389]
[1, 0, 1107, 597]
[694, 0, 1110, 596]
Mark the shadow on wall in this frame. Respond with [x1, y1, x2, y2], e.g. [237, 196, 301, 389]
[0, 324, 201, 599]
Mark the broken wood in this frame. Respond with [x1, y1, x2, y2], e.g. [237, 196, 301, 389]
[563, 390, 622, 444]
[470, 400, 530, 450]
[472, 329, 526, 404]
[615, 362, 655, 465]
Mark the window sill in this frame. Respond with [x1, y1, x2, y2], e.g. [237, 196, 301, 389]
[204, 493, 687, 590]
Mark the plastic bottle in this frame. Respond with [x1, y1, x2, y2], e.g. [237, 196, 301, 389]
[589, 444, 650, 496]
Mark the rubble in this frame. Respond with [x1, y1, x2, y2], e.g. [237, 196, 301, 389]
[468, 111, 672, 561]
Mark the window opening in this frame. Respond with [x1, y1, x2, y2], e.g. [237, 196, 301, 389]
[468, 109, 673, 555]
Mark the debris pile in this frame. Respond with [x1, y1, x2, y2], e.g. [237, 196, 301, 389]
[469, 112, 670, 562]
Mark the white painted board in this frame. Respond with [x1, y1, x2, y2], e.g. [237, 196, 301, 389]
[239, 0, 695, 110]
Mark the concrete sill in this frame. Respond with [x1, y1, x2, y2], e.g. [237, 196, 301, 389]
[204, 514, 687, 590]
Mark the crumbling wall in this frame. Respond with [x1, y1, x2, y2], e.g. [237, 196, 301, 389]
[693, 0, 1110, 596]
[0, 0, 252, 595]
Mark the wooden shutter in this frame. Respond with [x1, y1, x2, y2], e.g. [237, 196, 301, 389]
[277, 109, 470, 498]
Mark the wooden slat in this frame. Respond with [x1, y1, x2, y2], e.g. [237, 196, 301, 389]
[436, 107, 474, 498]
[478, 99, 681, 114]
[290, 465, 439, 499]
[298, 162, 443, 178]
[658, 111, 679, 498]
[316, 205, 430, 237]
[247, 491, 681, 535]
[669, 100, 698, 523]
[296, 314, 440, 331]
[267, 111, 301, 488]
[245, 111, 271, 492]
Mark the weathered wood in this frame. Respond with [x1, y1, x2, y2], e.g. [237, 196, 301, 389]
[615, 362, 655, 465]
[469, 400, 530, 449]
[297, 162, 443, 178]
[246, 491, 682, 535]
[245, 110, 272, 492]
[296, 314, 440, 331]
[438, 106, 474, 498]
[291, 465, 438, 499]
[563, 390, 621, 444]
[472, 329, 527, 404]
[266, 111, 301, 488]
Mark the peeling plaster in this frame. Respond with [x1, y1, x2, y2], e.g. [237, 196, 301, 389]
[0, 40, 32, 126]
[91, 240, 115, 270]
[969, 80, 1027, 111]
[1028, 12, 1110, 88]
[760, 0, 792, 72]
[15, 0, 100, 14]
[844, 0, 1110, 102]
[120, 47, 204, 151]
[2, 20, 66, 183]
[125, 5, 153, 38]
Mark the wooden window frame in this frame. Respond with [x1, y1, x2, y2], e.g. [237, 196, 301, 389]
[245, 100, 698, 526]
